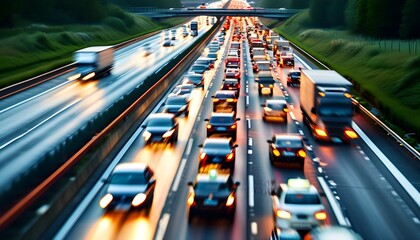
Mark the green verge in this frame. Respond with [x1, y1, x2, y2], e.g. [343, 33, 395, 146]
[0, 16, 189, 88]
[261, 11, 420, 146]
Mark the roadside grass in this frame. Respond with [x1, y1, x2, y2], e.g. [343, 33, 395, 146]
[0, 15, 186, 88]
[261, 11, 420, 144]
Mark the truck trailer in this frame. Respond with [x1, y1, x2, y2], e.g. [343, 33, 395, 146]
[190, 21, 198, 36]
[71, 46, 114, 81]
[300, 70, 358, 143]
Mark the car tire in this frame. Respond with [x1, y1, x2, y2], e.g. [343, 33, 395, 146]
[185, 111, 189, 116]
[188, 213, 193, 223]
[287, 82, 290, 86]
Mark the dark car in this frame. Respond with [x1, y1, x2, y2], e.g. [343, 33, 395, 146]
[212, 90, 238, 113]
[142, 113, 179, 145]
[187, 169, 240, 222]
[163, 40, 174, 47]
[225, 68, 241, 80]
[205, 112, 240, 140]
[189, 64, 208, 74]
[267, 134, 307, 167]
[255, 73, 275, 96]
[163, 95, 190, 117]
[287, 70, 301, 86]
[221, 78, 240, 97]
[195, 57, 214, 69]
[261, 99, 288, 122]
[182, 74, 204, 89]
[198, 138, 238, 172]
[206, 52, 218, 60]
[169, 84, 194, 98]
[99, 163, 156, 210]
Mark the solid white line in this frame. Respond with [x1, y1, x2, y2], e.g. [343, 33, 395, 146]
[247, 118, 251, 129]
[172, 158, 187, 192]
[251, 222, 258, 235]
[0, 80, 72, 114]
[318, 176, 349, 227]
[248, 175, 254, 207]
[289, 112, 296, 120]
[248, 149, 253, 154]
[0, 98, 81, 150]
[155, 213, 171, 240]
[246, 96, 249, 106]
[294, 54, 312, 70]
[248, 138, 253, 146]
[186, 138, 193, 156]
[205, 90, 209, 98]
[353, 122, 420, 208]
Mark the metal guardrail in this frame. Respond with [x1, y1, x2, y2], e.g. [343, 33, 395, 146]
[288, 40, 420, 160]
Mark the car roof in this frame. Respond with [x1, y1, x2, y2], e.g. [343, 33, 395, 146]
[280, 178, 318, 194]
[149, 113, 175, 120]
[113, 163, 148, 173]
[196, 173, 230, 183]
[210, 112, 235, 117]
[266, 99, 287, 104]
[289, 70, 300, 73]
[167, 95, 188, 101]
[274, 133, 302, 141]
[215, 90, 236, 96]
[183, 73, 202, 77]
[223, 79, 239, 83]
[204, 137, 232, 145]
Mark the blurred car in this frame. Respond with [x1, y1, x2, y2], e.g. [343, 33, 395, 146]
[208, 45, 220, 54]
[270, 228, 302, 240]
[169, 84, 194, 99]
[163, 40, 174, 47]
[261, 99, 288, 122]
[304, 226, 362, 240]
[221, 78, 240, 97]
[225, 68, 240, 80]
[287, 70, 301, 87]
[271, 178, 326, 230]
[182, 74, 204, 89]
[267, 134, 306, 166]
[212, 90, 238, 113]
[195, 57, 215, 69]
[99, 163, 156, 210]
[142, 113, 179, 145]
[189, 64, 208, 74]
[198, 138, 238, 172]
[163, 95, 190, 116]
[187, 169, 240, 222]
[205, 112, 240, 140]
[206, 52, 218, 60]
[182, 30, 189, 37]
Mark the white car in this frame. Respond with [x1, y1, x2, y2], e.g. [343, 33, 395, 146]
[271, 178, 326, 230]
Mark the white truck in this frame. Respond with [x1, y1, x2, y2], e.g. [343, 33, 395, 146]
[300, 70, 358, 143]
[71, 46, 114, 81]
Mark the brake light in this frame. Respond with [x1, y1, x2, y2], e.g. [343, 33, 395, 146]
[315, 128, 328, 137]
[200, 153, 207, 160]
[344, 129, 358, 139]
[276, 209, 291, 219]
[226, 194, 235, 206]
[272, 149, 280, 157]
[314, 210, 327, 220]
[188, 192, 195, 205]
[297, 149, 306, 158]
[213, 98, 219, 102]
[283, 108, 289, 112]
[99, 194, 113, 209]
[226, 98, 234, 102]
[226, 152, 234, 161]
[230, 124, 236, 129]
[206, 124, 212, 129]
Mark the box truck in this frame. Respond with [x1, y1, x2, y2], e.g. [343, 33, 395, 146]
[70, 46, 114, 81]
[300, 70, 358, 143]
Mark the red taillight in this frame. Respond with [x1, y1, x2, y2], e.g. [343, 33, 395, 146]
[315, 128, 328, 137]
[206, 124, 212, 129]
[188, 193, 195, 205]
[226, 152, 234, 161]
[297, 149, 306, 158]
[230, 124, 236, 129]
[344, 129, 358, 139]
[200, 153, 207, 160]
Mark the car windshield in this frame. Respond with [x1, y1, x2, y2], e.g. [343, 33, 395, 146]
[148, 118, 173, 127]
[208, 53, 217, 58]
[166, 97, 186, 105]
[215, 92, 235, 99]
[110, 172, 145, 185]
[192, 65, 205, 70]
[184, 76, 201, 82]
[196, 60, 208, 65]
[267, 102, 286, 110]
[258, 64, 270, 71]
[210, 116, 234, 124]
[203, 141, 230, 151]
[275, 138, 302, 148]
[290, 72, 300, 77]
[319, 105, 353, 117]
[195, 182, 229, 192]
[223, 82, 238, 88]
[285, 193, 321, 204]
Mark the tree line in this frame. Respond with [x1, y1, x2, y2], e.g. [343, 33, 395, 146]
[0, 0, 181, 27]
[259, 0, 419, 39]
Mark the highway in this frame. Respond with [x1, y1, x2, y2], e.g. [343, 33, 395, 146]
[49, 14, 420, 240]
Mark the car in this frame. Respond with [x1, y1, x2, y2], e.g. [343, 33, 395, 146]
[171, 35, 176, 40]
[205, 112, 240, 140]
[287, 70, 301, 86]
[163, 40, 174, 47]
[267, 134, 306, 166]
[279, 54, 294, 67]
[142, 113, 179, 145]
[261, 99, 288, 122]
[255, 73, 275, 96]
[189, 64, 208, 74]
[208, 45, 220, 54]
[212, 90, 238, 113]
[182, 30, 189, 37]
[99, 163, 156, 210]
[270, 228, 301, 240]
[195, 57, 215, 69]
[163, 95, 190, 116]
[305, 226, 363, 240]
[206, 52, 218, 60]
[198, 138, 238, 172]
[169, 84, 195, 98]
[187, 169, 240, 222]
[253, 60, 271, 73]
[271, 178, 326, 230]
[182, 74, 204, 89]
[225, 68, 241, 80]
[221, 78, 240, 97]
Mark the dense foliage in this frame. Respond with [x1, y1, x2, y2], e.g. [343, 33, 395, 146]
[260, 0, 309, 9]
[110, 0, 181, 8]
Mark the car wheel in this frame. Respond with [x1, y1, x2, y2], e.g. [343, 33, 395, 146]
[185, 111, 189, 116]
[287, 82, 290, 86]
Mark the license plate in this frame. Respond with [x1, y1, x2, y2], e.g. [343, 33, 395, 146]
[332, 137, 342, 143]
[217, 127, 226, 131]
[282, 151, 295, 157]
[204, 199, 218, 206]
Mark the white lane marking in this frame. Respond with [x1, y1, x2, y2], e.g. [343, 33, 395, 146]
[205, 90, 209, 98]
[248, 138, 253, 146]
[155, 213, 171, 240]
[318, 176, 349, 227]
[246, 86, 249, 93]
[353, 123, 420, 208]
[247, 117, 251, 129]
[289, 111, 296, 120]
[172, 158, 187, 192]
[318, 167, 323, 173]
[246, 96, 249, 106]
[248, 175, 254, 207]
[0, 98, 81, 150]
[359, 150, 365, 155]
[413, 217, 420, 224]
[364, 157, 370, 160]
[248, 149, 253, 154]
[186, 138, 193, 156]
[298, 130, 304, 135]
[0, 80, 72, 114]
[251, 222, 258, 235]
[54, 113, 148, 240]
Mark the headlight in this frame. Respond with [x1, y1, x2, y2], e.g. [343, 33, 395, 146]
[143, 131, 152, 141]
[99, 193, 113, 209]
[276, 209, 291, 219]
[163, 129, 175, 138]
[82, 72, 96, 81]
[315, 128, 328, 137]
[273, 149, 280, 157]
[226, 194, 235, 206]
[297, 149, 307, 158]
[132, 193, 147, 207]
[314, 210, 327, 220]
[179, 105, 186, 111]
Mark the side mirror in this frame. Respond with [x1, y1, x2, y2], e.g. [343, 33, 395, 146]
[255, 78, 259, 82]
[261, 104, 265, 107]
[149, 178, 156, 185]
[233, 144, 239, 148]
[198, 144, 203, 148]
[101, 178, 109, 184]
[204, 119, 209, 121]
[267, 140, 273, 144]
[211, 96, 215, 98]
[235, 181, 240, 187]
[236, 118, 241, 121]
[311, 108, 316, 114]
[141, 125, 146, 128]
[271, 188, 276, 195]
[187, 181, 193, 186]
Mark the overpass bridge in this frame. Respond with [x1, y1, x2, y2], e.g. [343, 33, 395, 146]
[127, 8, 302, 19]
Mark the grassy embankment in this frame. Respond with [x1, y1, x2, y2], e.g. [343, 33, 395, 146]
[261, 11, 420, 146]
[0, 13, 188, 89]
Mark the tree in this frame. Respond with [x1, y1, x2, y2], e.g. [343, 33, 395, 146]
[355, 0, 368, 34]
[290, 0, 310, 9]
[400, 0, 420, 38]
[309, 0, 329, 27]
[345, 0, 358, 31]
[366, 0, 403, 38]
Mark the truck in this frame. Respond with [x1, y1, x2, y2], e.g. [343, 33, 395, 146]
[255, 71, 275, 96]
[190, 21, 198, 36]
[71, 46, 114, 81]
[273, 40, 289, 54]
[300, 70, 358, 143]
[279, 53, 294, 67]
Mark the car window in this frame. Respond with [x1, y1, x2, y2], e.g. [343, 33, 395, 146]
[148, 118, 173, 127]
[203, 141, 230, 150]
[285, 193, 321, 204]
[196, 182, 228, 192]
[110, 172, 145, 185]
[267, 102, 286, 110]
[210, 116, 234, 124]
[167, 97, 186, 105]
[275, 138, 302, 148]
